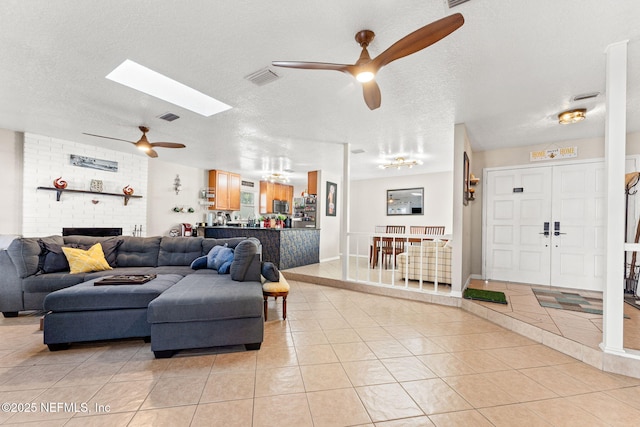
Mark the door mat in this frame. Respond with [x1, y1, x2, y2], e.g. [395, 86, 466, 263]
[532, 288, 603, 314]
[624, 296, 640, 311]
[463, 288, 507, 304]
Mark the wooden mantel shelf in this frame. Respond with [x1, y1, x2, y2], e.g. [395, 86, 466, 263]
[37, 186, 143, 206]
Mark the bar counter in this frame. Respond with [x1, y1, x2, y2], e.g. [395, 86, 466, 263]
[201, 227, 319, 270]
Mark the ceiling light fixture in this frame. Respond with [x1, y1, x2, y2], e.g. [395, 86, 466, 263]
[558, 108, 587, 125]
[378, 157, 423, 170]
[356, 71, 375, 83]
[106, 59, 232, 117]
[263, 173, 289, 183]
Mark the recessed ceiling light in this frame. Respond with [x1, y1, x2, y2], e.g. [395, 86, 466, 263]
[106, 59, 232, 117]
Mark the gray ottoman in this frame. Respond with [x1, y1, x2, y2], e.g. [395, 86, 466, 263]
[147, 274, 264, 358]
[43, 274, 183, 350]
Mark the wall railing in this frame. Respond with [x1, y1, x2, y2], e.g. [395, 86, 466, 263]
[345, 232, 452, 295]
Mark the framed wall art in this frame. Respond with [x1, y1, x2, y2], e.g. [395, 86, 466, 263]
[326, 182, 337, 216]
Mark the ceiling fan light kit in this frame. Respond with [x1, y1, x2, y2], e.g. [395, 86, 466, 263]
[272, 13, 464, 110]
[558, 108, 587, 124]
[84, 126, 186, 158]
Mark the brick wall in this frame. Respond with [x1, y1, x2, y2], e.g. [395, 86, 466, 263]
[22, 133, 148, 237]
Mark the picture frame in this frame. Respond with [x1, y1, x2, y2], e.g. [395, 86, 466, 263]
[463, 151, 470, 206]
[326, 181, 337, 216]
[386, 188, 424, 216]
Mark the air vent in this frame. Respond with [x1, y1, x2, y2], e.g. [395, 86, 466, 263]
[572, 92, 600, 102]
[351, 149, 365, 154]
[245, 67, 280, 86]
[448, 0, 471, 8]
[158, 112, 180, 122]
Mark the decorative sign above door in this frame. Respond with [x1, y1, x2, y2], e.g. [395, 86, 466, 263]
[530, 146, 578, 162]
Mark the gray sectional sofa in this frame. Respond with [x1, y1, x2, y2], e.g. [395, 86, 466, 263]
[0, 235, 264, 357]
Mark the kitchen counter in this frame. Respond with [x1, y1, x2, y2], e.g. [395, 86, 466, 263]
[201, 227, 319, 269]
[203, 226, 318, 231]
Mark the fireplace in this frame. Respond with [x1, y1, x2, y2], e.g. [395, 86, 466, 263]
[62, 227, 123, 237]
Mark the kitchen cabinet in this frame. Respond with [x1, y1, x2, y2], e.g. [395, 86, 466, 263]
[308, 170, 318, 195]
[260, 181, 293, 214]
[208, 170, 241, 211]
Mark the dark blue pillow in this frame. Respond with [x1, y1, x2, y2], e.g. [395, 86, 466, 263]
[190, 255, 207, 270]
[261, 262, 280, 282]
[212, 247, 234, 271]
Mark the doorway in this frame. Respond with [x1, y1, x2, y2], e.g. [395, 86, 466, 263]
[484, 161, 605, 291]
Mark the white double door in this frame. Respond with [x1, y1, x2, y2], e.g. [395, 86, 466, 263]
[485, 161, 605, 291]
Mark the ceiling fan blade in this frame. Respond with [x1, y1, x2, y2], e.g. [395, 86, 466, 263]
[272, 61, 352, 73]
[146, 149, 159, 158]
[362, 80, 381, 110]
[150, 142, 186, 149]
[371, 13, 464, 70]
[82, 132, 134, 144]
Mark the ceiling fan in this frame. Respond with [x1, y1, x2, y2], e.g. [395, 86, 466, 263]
[83, 126, 186, 158]
[272, 13, 464, 110]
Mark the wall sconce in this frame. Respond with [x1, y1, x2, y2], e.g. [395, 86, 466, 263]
[174, 175, 182, 195]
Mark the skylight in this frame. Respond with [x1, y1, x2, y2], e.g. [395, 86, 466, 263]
[106, 59, 232, 117]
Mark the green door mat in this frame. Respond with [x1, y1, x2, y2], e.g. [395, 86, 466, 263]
[463, 288, 508, 304]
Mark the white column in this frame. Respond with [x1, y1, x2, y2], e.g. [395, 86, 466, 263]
[341, 143, 351, 280]
[602, 40, 628, 353]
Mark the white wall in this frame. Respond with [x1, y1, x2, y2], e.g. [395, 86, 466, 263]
[146, 159, 207, 236]
[22, 133, 148, 237]
[0, 129, 23, 235]
[317, 170, 342, 261]
[349, 171, 454, 235]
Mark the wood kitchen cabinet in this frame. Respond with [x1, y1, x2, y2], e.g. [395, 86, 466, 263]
[308, 170, 318, 195]
[260, 181, 293, 214]
[209, 170, 241, 211]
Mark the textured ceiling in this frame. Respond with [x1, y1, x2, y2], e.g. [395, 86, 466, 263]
[1, 1, 639, 187]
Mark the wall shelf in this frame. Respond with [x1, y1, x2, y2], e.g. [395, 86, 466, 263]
[37, 186, 143, 206]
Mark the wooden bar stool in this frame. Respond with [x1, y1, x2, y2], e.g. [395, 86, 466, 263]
[262, 276, 290, 321]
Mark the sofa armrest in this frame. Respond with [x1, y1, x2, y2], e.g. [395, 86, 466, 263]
[0, 250, 24, 314]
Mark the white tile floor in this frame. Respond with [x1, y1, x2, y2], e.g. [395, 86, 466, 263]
[1, 276, 640, 425]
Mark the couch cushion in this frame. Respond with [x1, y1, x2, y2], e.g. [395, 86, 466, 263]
[231, 239, 260, 282]
[44, 274, 183, 312]
[7, 236, 63, 278]
[116, 236, 161, 267]
[158, 237, 204, 266]
[153, 266, 198, 276]
[22, 272, 87, 294]
[147, 275, 263, 324]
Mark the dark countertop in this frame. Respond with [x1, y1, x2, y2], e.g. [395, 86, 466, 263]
[199, 226, 318, 231]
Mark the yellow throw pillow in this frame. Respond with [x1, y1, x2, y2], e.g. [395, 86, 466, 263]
[62, 243, 113, 274]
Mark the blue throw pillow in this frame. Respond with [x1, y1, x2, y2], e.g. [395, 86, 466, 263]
[190, 255, 207, 270]
[206, 245, 226, 270]
[218, 260, 233, 274]
[261, 262, 280, 282]
[212, 247, 234, 271]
